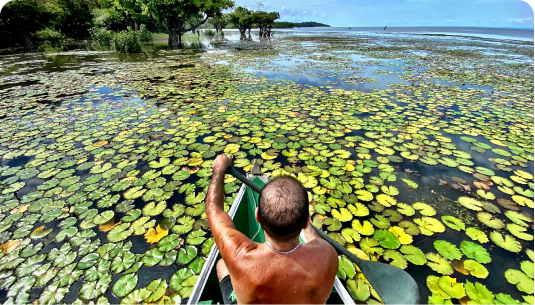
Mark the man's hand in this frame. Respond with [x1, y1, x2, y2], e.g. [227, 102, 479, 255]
[213, 154, 232, 176]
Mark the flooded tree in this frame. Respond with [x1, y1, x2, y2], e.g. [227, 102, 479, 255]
[140, 0, 234, 49]
[210, 14, 228, 34]
[253, 11, 279, 37]
[228, 6, 255, 39]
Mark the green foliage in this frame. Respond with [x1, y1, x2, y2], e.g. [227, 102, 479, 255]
[136, 24, 153, 42]
[89, 27, 114, 48]
[112, 30, 142, 53]
[272, 21, 330, 28]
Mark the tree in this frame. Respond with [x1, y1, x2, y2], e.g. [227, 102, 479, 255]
[253, 10, 279, 37]
[110, 0, 144, 30]
[140, 0, 234, 49]
[55, 0, 95, 39]
[210, 13, 227, 33]
[0, 0, 55, 51]
[227, 6, 253, 36]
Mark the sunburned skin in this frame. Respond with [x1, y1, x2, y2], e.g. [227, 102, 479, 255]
[206, 154, 338, 304]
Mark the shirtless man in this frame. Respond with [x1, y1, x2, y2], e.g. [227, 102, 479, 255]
[206, 154, 339, 304]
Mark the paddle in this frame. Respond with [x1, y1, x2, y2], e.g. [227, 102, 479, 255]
[226, 165, 420, 304]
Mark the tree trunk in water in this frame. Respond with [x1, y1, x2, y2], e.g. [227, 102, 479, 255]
[168, 30, 180, 49]
[23, 29, 35, 52]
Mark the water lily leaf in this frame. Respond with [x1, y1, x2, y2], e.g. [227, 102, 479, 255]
[383, 250, 408, 269]
[434, 240, 462, 260]
[340, 228, 360, 244]
[400, 245, 426, 265]
[142, 248, 164, 267]
[112, 274, 138, 298]
[426, 253, 453, 275]
[465, 280, 494, 304]
[426, 275, 451, 299]
[506, 223, 533, 241]
[438, 276, 466, 299]
[401, 178, 418, 189]
[463, 259, 488, 279]
[111, 251, 136, 273]
[457, 196, 483, 211]
[39, 280, 69, 304]
[352, 220, 374, 236]
[347, 202, 369, 217]
[388, 226, 412, 245]
[324, 218, 342, 231]
[399, 220, 420, 236]
[359, 237, 383, 256]
[30, 226, 53, 239]
[504, 269, 534, 294]
[396, 203, 415, 216]
[477, 212, 504, 229]
[489, 231, 521, 253]
[373, 229, 400, 249]
[124, 186, 146, 200]
[332, 208, 353, 222]
[189, 256, 206, 274]
[347, 278, 370, 302]
[77, 253, 100, 270]
[376, 193, 397, 207]
[93, 210, 114, 225]
[186, 229, 206, 245]
[371, 214, 390, 229]
[107, 222, 133, 243]
[142, 201, 167, 216]
[413, 202, 436, 216]
[157, 233, 180, 252]
[145, 225, 169, 244]
[465, 227, 488, 244]
[460, 241, 491, 264]
[441, 216, 465, 231]
[414, 217, 445, 233]
[428, 295, 453, 304]
[355, 190, 373, 201]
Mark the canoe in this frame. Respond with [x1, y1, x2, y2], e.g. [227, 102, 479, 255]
[187, 164, 355, 304]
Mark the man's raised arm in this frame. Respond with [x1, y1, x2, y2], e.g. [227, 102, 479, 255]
[206, 155, 253, 259]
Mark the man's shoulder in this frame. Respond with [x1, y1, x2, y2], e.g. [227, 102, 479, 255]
[302, 239, 338, 261]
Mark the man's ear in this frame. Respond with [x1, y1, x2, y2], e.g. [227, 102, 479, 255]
[255, 207, 261, 224]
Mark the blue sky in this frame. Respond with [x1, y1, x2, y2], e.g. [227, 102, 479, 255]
[232, 0, 534, 28]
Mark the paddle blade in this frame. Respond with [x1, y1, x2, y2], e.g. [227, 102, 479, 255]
[358, 259, 419, 304]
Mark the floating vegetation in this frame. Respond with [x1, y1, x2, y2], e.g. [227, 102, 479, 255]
[0, 31, 533, 304]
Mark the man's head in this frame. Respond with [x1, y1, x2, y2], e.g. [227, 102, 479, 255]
[257, 176, 309, 242]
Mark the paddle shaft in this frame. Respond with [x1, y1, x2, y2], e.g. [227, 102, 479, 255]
[225, 166, 419, 304]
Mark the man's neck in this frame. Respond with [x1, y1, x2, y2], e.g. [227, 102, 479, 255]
[264, 234, 301, 252]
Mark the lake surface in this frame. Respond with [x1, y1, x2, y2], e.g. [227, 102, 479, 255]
[0, 28, 533, 304]
[280, 26, 535, 42]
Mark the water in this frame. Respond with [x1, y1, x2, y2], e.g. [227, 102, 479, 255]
[278, 26, 535, 42]
[0, 28, 532, 304]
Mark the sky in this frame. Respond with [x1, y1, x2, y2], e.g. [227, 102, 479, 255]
[231, 0, 534, 28]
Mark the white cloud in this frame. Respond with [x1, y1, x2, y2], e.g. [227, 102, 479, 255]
[313, 11, 316, 16]
[383, 18, 389, 23]
[281, 6, 284, 10]
[302, 10, 307, 13]
[507, 17, 534, 23]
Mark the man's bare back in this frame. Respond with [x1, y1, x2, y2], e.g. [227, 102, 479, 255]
[206, 154, 339, 304]
[217, 228, 338, 303]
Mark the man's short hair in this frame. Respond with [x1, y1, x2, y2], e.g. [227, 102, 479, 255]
[258, 176, 309, 241]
